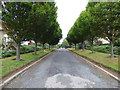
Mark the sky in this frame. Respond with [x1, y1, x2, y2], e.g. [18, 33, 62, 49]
[55, 0, 89, 44]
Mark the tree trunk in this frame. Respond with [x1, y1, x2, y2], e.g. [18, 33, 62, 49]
[16, 42, 20, 61]
[42, 43, 44, 52]
[78, 43, 79, 49]
[91, 40, 94, 53]
[82, 42, 84, 52]
[34, 41, 37, 55]
[75, 43, 76, 50]
[110, 41, 114, 58]
[49, 44, 50, 50]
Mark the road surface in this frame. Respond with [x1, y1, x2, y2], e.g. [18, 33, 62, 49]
[4, 48, 118, 88]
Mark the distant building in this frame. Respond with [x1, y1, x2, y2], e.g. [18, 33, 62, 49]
[28, 40, 34, 45]
[21, 40, 35, 45]
[97, 38, 109, 44]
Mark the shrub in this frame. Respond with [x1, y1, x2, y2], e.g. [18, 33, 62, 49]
[114, 39, 120, 46]
[86, 45, 119, 55]
[86, 45, 91, 50]
[2, 45, 43, 58]
[2, 50, 16, 58]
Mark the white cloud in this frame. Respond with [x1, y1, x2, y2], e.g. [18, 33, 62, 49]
[55, 0, 88, 44]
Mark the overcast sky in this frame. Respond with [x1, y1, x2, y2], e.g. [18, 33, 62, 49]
[55, 0, 89, 44]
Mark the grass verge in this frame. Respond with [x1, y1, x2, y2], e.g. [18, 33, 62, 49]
[68, 48, 119, 72]
[0, 49, 56, 77]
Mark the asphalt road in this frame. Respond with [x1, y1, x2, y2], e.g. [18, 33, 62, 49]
[4, 48, 118, 88]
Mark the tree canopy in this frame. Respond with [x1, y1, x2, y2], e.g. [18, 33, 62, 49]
[2, 2, 32, 60]
[66, 1, 120, 58]
[2, 2, 62, 60]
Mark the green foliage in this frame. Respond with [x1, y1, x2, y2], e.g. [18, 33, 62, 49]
[2, 45, 42, 58]
[2, 2, 33, 60]
[26, 2, 62, 53]
[86, 45, 91, 50]
[114, 38, 120, 46]
[67, 1, 120, 56]
[86, 45, 119, 55]
[88, 2, 120, 41]
[77, 11, 91, 42]
[2, 2, 32, 43]
[67, 10, 98, 50]
[87, 2, 120, 57]
[1, 49, 55, 76]
[47, 21, 62, 45]
[2, 50, 16, 58]
[27, 2, 61, 44]
[2, 2, 62, 59]
[66, 21, 80, 46]
[61, 38, 69, 48]
[69, 48, 119, 72]
[95, 41, 102, 45]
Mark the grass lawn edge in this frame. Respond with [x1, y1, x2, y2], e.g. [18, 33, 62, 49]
[67, 49, 119, 73]
[2, 49, 56, 82]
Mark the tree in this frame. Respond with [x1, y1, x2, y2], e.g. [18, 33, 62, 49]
[61, 38, 69, 48]
[76, 11, 90, 51]
[2, 2, 32, 60]
[83, 11, 98, 53]
[67, 28, 78, 49]
[67, 11, 90, 51]
[27, 2, 46, 54]
[27, 2, 58, 54]
[39, 2, 59, 51]
[48, 22, 62, 47]
[88, 2, 120, 57]
[45, 2, 62, 49]
[66, 33, 73, 48]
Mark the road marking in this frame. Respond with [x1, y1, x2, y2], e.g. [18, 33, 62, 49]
[0, 51, 55, 88]
[68, 49, 120, 82]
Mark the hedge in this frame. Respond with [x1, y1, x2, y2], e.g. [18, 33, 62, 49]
[2, 45, 43, 58]
[86, 45, 119, 55]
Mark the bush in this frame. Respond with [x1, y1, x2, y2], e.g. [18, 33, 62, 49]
[114, 39, 120, 46]
[2, 45, 43, 58]
[86, 45, 119, 55]
[20, 45, 42, 54]
[2, 50, 16, 58]
[86, 45, 91, 50]
[21, 46, 34, 53]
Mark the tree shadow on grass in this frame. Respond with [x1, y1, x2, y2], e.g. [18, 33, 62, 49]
[105, 56, 118, 58]
[12, 58, 25, 61]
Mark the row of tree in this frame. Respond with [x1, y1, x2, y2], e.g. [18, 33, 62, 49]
[67, 1, 120, 58]
[2, 2, 62, 60]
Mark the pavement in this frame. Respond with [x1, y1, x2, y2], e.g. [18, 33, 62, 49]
[4, 48, 118, 88]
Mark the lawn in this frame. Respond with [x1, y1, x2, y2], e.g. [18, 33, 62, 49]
[0, 49, 55, 77]
[68, 48, 119, 72]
